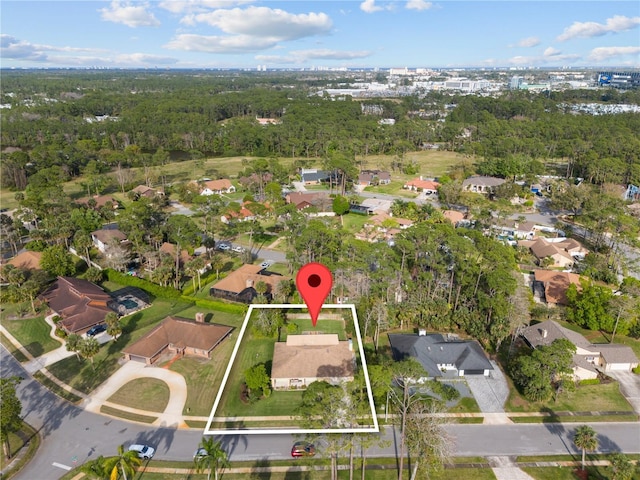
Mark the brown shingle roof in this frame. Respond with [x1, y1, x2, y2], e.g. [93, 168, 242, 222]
[202, 179, 233, 192]
[212, 264, 286, 295]
[8, 251, 42, 270]
[91, 229, 127, 244]
[41, 277, 113, 333]
[271, 334, 355, 380]
[159, 242, 192, 264]
[596, 344, 639, 365]
[123, 316, 232, 359]
[534, 270, 582, 305]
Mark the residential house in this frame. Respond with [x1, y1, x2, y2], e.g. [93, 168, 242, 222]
[210, 264, 287, 303]
[159, 242, 193, 268]
[357, 170, 391, 186]
[285, 192, 330, 211]
[131, 185, 163, 198]
[492, 220, 538, 240]
[7, 251, 42, 271]
[40, 276, 114, 334]
[388, 332, 494, 379]
[91, 228, 128, 254]
[404, 177, 440, 193]
[75, 194, 119, 210]
[300, 169, 329, 185]
[123, 314, 233, 365]
[533, 269, 582, 306]
[271, 334, 355, 390]
[520, 320, 639, 379]
[442, 210, 465, 227]
[355, 212, 413, 244]
[360, 198, 392, 214]
[518, 237, 588, 268]
[199, 179, 236, 195]
[462, 176, 506, 194]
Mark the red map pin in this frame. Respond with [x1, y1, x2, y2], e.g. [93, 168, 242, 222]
[296, 262, 333, 327]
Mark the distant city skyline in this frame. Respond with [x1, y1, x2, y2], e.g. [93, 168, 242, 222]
[1, 1, 639, 70]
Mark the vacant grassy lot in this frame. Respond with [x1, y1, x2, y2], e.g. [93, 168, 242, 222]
[1, 316, 61, 357]
[107, 378, 170, 413]
[506, 382, 634, 414]
[358, 150, 474, 179]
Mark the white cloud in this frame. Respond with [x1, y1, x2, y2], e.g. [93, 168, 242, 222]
[516, 37, 540, 48]
[543, 47, 561, 57]
[165, 34, 279, 53]
[0, 35, 109, 62]
[503, 52, 581, 66]
[406, 0, 433, 11]
[186, 6, 332, 40]
[158, 0, 253, 14]
[115, 53, 179, 65]
[588, 46, 640, 62]
[557, 15, 640, 41]
[360, 0, 384, 13]
[100, 1, 160, 28]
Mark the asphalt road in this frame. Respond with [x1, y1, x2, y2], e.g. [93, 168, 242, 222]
[3, 347, 640, 480]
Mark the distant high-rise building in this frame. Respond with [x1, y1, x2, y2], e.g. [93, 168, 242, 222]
[509, 76, 524, 90]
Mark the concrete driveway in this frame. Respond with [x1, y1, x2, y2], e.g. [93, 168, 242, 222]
[466, 361, 510, 414]
[608, 371, 640, 415]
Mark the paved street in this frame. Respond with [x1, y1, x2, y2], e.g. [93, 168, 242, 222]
[3, 346, 640, 480]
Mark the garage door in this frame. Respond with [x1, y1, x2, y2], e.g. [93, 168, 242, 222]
[464, 370, 485, 375]
[128, 355, 147, 363]
[609, 363, 631, 371]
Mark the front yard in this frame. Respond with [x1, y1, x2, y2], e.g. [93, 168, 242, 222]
[1, 315, 61, 357]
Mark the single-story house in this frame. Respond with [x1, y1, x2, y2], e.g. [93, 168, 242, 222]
[40, 276, 114, 334]
[358, 170, 391, 186]
[210, 264, 287, 303]
[131, 185, 163, 198]
[159, 242, 193, 268]
[256, 117, 281, 126]
[533, 269, 582, 306]
[404, 177, 440, 193]
[355, 212, 413, 243]
[492, 220, 538, 240]
[462, 176, 506, 194]
[300, 169, 329, 185]
[271, 334, 355, 390]
[520, 320, 639, 380]
[123, 314, 233, 365]
[518, 237, 588, 268]
[7, 251, 42, 271]
[199, 179, 236, 195]
[442, 210, 465, 227]
[360, 198, 392, 214]
[285, 192, 330, 211]
[91, 228, 128, 254]
[388, 332, 494, 379]
[75, 195, 120, 210]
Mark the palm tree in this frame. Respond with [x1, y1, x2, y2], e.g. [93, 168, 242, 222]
[79, 337, 100, 369]
[104, 445, 141, 480]
[194, 437, 229, 480]
[80, 455, 107, 479]
[573, 425, 598, 471]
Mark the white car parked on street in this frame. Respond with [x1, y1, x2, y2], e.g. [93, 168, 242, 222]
[128, 444, 155, 460]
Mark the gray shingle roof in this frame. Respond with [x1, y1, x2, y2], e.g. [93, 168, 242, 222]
[388, 334, 494, 377]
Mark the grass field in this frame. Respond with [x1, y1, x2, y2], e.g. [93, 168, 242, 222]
[168, 340, 236, 416]
[106, 378, 170, 413]
[0, 331, 30, 362]
[1, 315, 61, 357]
[506, 382, 634, 414]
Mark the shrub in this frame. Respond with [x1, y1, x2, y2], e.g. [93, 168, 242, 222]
[579, 378, 600, 386]
[105, 269, 182, 299]
[55, 327, 68, 338]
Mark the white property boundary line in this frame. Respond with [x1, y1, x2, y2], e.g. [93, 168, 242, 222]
[204, 304, 379, 435]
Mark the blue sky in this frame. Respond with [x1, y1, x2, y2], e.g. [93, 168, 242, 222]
[1, 1, 639, 69]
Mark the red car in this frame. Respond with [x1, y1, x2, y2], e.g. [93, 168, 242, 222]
[291, 441, 315, 457]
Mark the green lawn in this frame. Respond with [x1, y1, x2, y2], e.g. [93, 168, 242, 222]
[106, 378, 170, 413]
[364, 180, 419, 198]
[1, 316, 61, 357]
[506, 382, 634, 414]
[169, 340, 236, 416]
[283, 318, 348, 340]
[99, 405, 157, 424]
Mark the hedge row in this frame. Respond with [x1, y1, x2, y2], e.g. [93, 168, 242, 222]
[105, 269, 182, 299]
[181, 269, 220, 296]
[181, 295, 248, 314]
